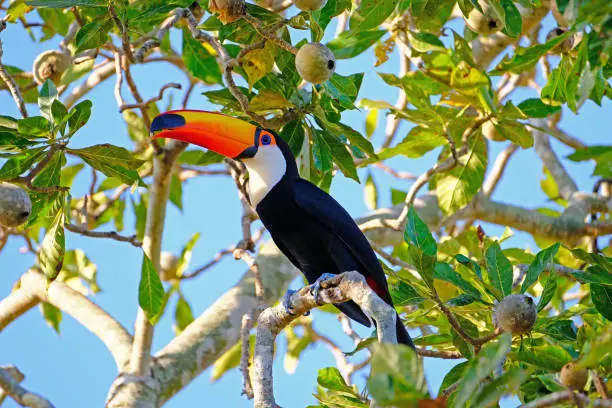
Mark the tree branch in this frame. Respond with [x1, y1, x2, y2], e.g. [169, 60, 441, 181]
[65, 223, 142, 247]
[252, 271, 397, 408]
[519, 390, 612, 408]
[0, 366, 54, 408]
[483, 144, 518, 198]
[19, 269, 132, 369]
[119, 82, 182, 112]
[0, 286, 39, 332]
[0, 38, 27, 118]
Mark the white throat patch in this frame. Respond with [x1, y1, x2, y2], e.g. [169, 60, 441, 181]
[243, 146, 287, 207]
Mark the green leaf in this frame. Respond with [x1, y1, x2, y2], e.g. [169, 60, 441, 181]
[40, 302, 62, 334]
[279, 120, 305, 158]
[490, 31, 572, 75]
[434, 262, 482, 300]
[454, 333, 512, 407]
[68, 144, 145, 185]
[592, 285, 612, 320]
[317, 367, 353, 394]
[408, 31, 445, 53]
[408, 0, 455, 32]
[493, 121, 533, 148]
[327, 30, 386, 59]
[472, 367, 526, 408]
[17, 116, 50, 138]
[436, 136, 487, 215]
[377, 126, 446, 160]
[537, 273, 557, 313]
[541, 57, 572, 106]
[312, 0, 351, 31]
[344, 337, 377, 356]
[511, 345, 572, 370]
[367, 343, 427, 405]
[484, 242, 513, 300]
[60, 58, 94, 85]
[404, 207, 437, 257]
[389, 278, 424, 306]
[33, 151, 64, 188]
[535, 319, 577, 342]
[177, 233, 200, 278]
[500, 0, 522, 38]
[38, 80, 58, 121]
[169, 173, 182, 211]
[39, 198, 66, 280]
[75, 19, 112, 52]
[319, 130, 359, 182]
[517, 98, 562, 118]
[174, 293, 194, 335]
[365, 109, 378, 138]
[571, 265, 612, 286]
[26, 0, 105, 7]
[521, 243, 560, 293]
[241, 41, 277, 89]
[439, 361, 467, 394]
[182, 29, 222, 85]
[138, 254, 164, 323]
[68, 100, 93, 136]
[364, 172, 378, 210]
[565, 38, 589, 113]
[51, 99, 69, 135]
[0, 147, 46, 180]
[349, 0, 396, 31]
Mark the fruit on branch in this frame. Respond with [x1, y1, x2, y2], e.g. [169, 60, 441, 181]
[466, 1, 505, 35]
[160, 251, 180, 281]
[482, 119, 505, 142]
[545, 27, 574, 54]
[295, 43, 336, 84]
[294, 0, 328, 12]
[32, 50, 72, 86]
[560, 362, 588, 390]
[493, 294, 536, 335]
[0, 183, 32, 228]
[209, 0, 246, 24]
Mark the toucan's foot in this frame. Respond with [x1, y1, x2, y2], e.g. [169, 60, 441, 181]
[310, 273, 337, 305]
[282, 289, 297, 316]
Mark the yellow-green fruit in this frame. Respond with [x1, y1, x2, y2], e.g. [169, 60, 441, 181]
[295, 43, 336, 84]
[32, 50, 72, 86]
[294, 0, 327, 11]
[560, 362, 588, 391]
[160, 251, 180, 281]
[466, 2, 505, 35]
[0, 183, 31, 228]
[493, 294, 537, 335]
[482, 119, 505, 142]
[546, 28, 574, 54]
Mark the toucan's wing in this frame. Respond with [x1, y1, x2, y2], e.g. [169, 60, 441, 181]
[292, 179, 392, 304]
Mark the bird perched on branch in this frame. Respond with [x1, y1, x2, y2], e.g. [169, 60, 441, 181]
[150, 110, 414, 348]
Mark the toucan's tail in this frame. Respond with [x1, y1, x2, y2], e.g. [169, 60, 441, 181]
[396, 313, 415, 349]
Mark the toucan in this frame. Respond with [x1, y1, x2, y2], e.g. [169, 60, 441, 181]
[150, 110, 414, 348]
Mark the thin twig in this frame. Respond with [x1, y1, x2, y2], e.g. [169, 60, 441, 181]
[483, 144, 518, 198]
[108, 1, 134, 63]
[519, 390, 611, 408]
[119, 82, 182, 112]
[373, 162, 417, 180]
[65, 223, 142, 247]
[242, 14, 297, 55]
[0, 366, 54, 408]
[416, 348, 462, 359]
[0, 39, 28, 118]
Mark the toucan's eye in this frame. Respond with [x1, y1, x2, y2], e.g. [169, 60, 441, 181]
[261, 134, 271, 145]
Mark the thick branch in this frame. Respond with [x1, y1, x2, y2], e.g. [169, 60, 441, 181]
[0, 287, 39, 332]
[19, 270, 132, 369]
[0, 366, 54, 408]
[253, 271, 397, 408]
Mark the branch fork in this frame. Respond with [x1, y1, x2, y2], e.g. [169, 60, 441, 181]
[252, 271, 398, 408]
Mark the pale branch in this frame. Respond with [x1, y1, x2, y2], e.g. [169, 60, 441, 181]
[372, 162, 417, 180]
[483, 143, 519, 198]
[19, 269, 133, 369]
[416, 348, 462, 359]
[253, 271, 397, 408]
[113, 52, 125, 107]
[129, 141, 186, 377]
[532, 119, 578, 200]
[179, 167, 230, 181]
[64, 60, 115, 108]
[239, 314, 254, 399]
[0, 366, 54, 408]
[519, 390, 612, 408]
[64, 223, 142, 247]
[593, 371, 609, 399]
[0, 39, 27, 118]
[0, 365, 24, 405]
[242, 14, 298, 55]
[547, 126, 587, 150]
[119, 83, 182, 112]
[339, 314, 362, 344]
[307, 325, 358, 383]
[0, 286, 39, 332]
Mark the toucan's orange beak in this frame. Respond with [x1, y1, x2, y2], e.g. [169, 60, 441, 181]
[150, 110, 258, 159]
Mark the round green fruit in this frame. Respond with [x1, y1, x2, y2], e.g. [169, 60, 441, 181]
[546, 28, 574, 54]
[32, 50, 72, 86]
[560, 362, 588, 391]
[160, 251, 180, 281]
[482, 119, 505, 142]
[466, 2, 505, 35]
[0, 183, 32, 228]
[295, 43, 336, 84]
[294, 0, 327, 11]
[493, 294, 537, 335]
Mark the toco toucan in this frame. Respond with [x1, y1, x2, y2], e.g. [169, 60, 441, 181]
[150, 110, 414, 348]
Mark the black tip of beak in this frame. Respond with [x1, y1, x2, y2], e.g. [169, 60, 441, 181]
[150, 113, 186, 133]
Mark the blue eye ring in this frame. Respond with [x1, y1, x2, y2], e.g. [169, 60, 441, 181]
[261, 134, 271, 145]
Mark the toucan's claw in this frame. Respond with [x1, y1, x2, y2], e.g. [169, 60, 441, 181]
[310, 273, 337, 305]
[282, 289, 297, 316]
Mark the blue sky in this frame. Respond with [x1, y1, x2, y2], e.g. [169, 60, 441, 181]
[0, 5, 609, 408]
